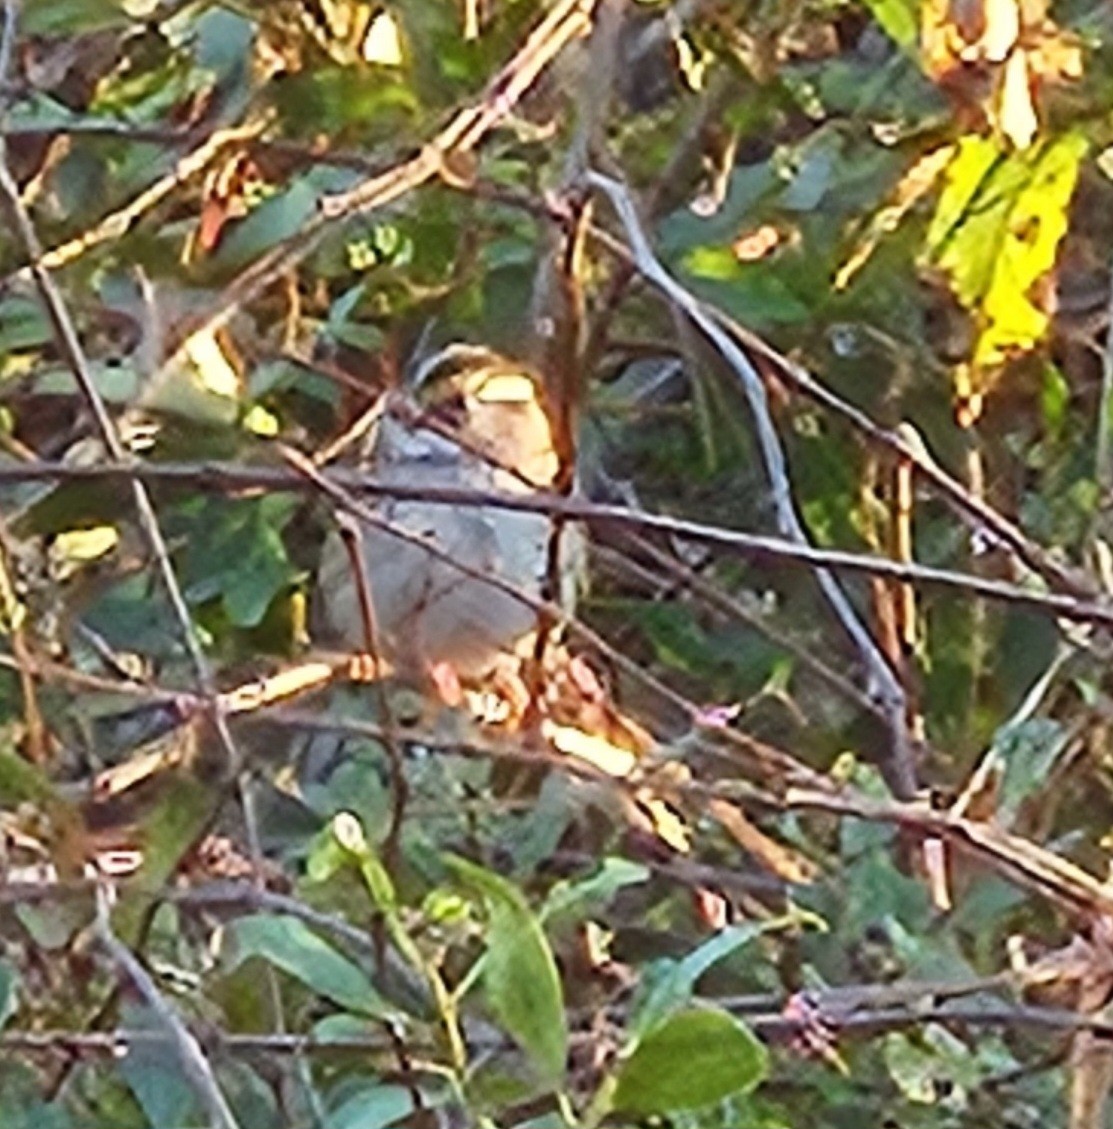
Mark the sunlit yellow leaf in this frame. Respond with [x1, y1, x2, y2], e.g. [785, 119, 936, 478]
[997, 49, 1038, 149]
[542, 721, 638, 778]
[976, 133, 1085, 363]
[1027, 27, 1082, 82]
[184, 330, 239, 399]
[923, 135, 1002, 279]
[318, 0, 366, 43]
[243, 404, 280, 437]
[362, 9, 403, 66]
[643, 799, 691, 853]
[979, 0, 1021, 62]
[953, 363, 985, 428]
[142, 330, 241, 425]
[54, 526, 119, 563]
[50, 526, 119, 582]
[676, 34, 707, 91]
[474, 373, 535, 404]
[925, 133, 1086, 374]
[0, 553, 25, 635]
[920, 0, 962, 78]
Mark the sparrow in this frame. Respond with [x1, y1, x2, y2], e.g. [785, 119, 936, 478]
[314, 345, 581, 681]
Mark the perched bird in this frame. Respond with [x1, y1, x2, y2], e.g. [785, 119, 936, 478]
[314, 345, 581, 682]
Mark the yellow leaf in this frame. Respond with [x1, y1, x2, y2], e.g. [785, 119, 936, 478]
[362, 9, 403, 66]
[974, 133, 1086, 364]
[50, 525, 119, 581]
[142, 330, 241, 425]
[542, 721, 638, 778]
[474, 373, 536, 404]
[318, 0, 366, 44]
[1027, 28, 1082, 82]
[980, 0, 1021, 62]
[642, 798, 691, 854]
[0, 553, 25, 635]
[997, 49, 1038, 149]
[183, 330, 240, 399]
[243, 404, 280, 437]
[925, 134, 1086, 373]
[676, 34, 707, 91]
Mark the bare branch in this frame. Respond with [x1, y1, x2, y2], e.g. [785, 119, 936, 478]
[0, 458, 1108, 630]
[168, 0, 600, 356]
[4, 119, 268, 283]
[93, 888, 241, 1129]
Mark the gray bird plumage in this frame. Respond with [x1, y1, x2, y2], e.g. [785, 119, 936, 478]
[315, 347, 581, 678]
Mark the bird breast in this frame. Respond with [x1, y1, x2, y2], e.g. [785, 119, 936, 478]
[317, 419, 574, 678]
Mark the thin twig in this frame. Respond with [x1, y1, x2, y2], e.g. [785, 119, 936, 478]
[163, 0, 599, 370]
[0, 458, 1109, 630]
[594, 537, 884, 720]
[5, 119, 269, 283]
[782, 785, 1113, 922]
[468, 176, 1097, 602]
[336, 514, 408, 875]
[593, 175, 912, 792]
[708, 320, 1097, 601]
[1096, 263, 1113, 495]
[93, 887, 240, 1129]
[0, 994, 1107, 1061]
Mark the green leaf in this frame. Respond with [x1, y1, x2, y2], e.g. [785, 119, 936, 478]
[326, 1084, 416, 1129]
[0, 294, 53, 354]
[0, 743, 58, 807]
[612, 1009, 768, 1115]
[445, 855, 567, 1084]
[333, 815, 398, 909]
[21, 0, 127, 34]
[859, 0, 919, 49]
[884, 1023, 985, 1105]
[632, 921, 777, 1038]
[990, 718, 1070, 824]
[210, 179, 319, 273]
[225, 914, 396, 1019]
[779, 130, 844, 212]
[112, 773, 221, 944]
[540, 858, 649, 926]
[0, 962, 19, 1028]
[117, 1001, 199, 1129]
[135, 775, 216, 876]
[29, 361, 138, 404]
[182, 497, 298, 627]
[682, 267, 813, 326]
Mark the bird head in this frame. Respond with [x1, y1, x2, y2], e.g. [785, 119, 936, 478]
[410, 345, 559, 487]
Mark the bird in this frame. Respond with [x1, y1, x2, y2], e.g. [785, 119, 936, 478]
[314, 344, 582, 685]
